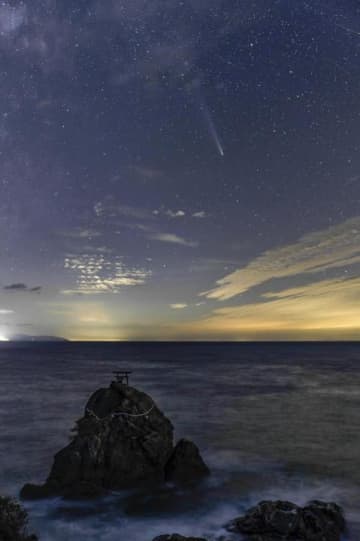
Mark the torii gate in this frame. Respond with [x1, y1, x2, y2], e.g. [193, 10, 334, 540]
[112, 370, 132, 386]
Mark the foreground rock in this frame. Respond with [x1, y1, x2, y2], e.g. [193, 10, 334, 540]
[0, 496, 38, 541]
[226, 499, 345, 541]
[21, 381, 209, 500]
[153, 536, 207, 541]
[165, 439, 210, 485]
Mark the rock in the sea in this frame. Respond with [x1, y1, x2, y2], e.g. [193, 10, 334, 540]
[165, 439, 210, 484]
[153, 535, 207, 541]
[21, 381, 209, 499]
[20, 483, 57, 501]
[227, 500, 300, 538]
[227, 499, 345, 541]
[301, 500, 345, 541]
[0, 496, 38, 541]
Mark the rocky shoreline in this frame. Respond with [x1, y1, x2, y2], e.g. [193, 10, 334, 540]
[0, 496, 38, 541]
[1, 379, 347, 540]
[1, 495, 346, 541]
[153, 500, 346, 540]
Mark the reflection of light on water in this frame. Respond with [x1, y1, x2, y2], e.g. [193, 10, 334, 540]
[0, 333, 9, 341]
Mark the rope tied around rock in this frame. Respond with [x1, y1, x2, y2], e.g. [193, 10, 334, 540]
[112, 403, 155, 418]
[86, 403, 155, 422]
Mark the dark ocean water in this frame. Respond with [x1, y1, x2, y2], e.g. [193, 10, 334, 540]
[0, 342, 359, 540]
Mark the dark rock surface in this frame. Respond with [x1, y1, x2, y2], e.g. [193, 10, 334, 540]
[0, 496, 38, 541]
[153, 535, 207, 541]
[21, 381, 209, 500]
[165, 439, 210, 484]
[226, 499, 345, 541]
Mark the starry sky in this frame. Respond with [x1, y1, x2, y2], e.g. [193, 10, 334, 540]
[1, 0, 360, 341]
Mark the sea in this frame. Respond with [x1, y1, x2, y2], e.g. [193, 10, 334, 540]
[0, 341, 359, 540]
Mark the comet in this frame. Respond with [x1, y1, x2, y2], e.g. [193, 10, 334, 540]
[200, 102, 225, 157]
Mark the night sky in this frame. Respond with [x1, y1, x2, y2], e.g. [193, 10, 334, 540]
[1, 0, 360, 340]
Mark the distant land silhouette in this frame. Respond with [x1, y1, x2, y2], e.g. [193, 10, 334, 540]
[9, 334, 69, 342]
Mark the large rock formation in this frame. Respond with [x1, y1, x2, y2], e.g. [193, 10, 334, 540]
[21, 381, 209, 500]
[0, 496, 38, 541]
[226, 499, 345, 541]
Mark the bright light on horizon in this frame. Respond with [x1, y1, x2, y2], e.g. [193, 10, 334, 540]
[0, 334, 9, 341]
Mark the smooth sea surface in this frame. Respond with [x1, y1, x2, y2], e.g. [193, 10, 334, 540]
[0, 341, 359, 540]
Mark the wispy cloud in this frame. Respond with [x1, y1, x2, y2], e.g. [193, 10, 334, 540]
[130, 165, 163, 180]
[93, 199, 200, 249]
[149, 233, 198, 247]
[153, 208, 207, 219]
[3, 283, 42, 293]
[192, 211, 206, 218]
[165, 209, 186, 218]
[204, 217, 360, 300]
[61, 228, 102, 239]
[192, 276, 360, 339]
[175, 216, 360, 339]
[170, 303, 188, 309]
[153, 208, 186, 218]
[94, 201, 152, 221]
